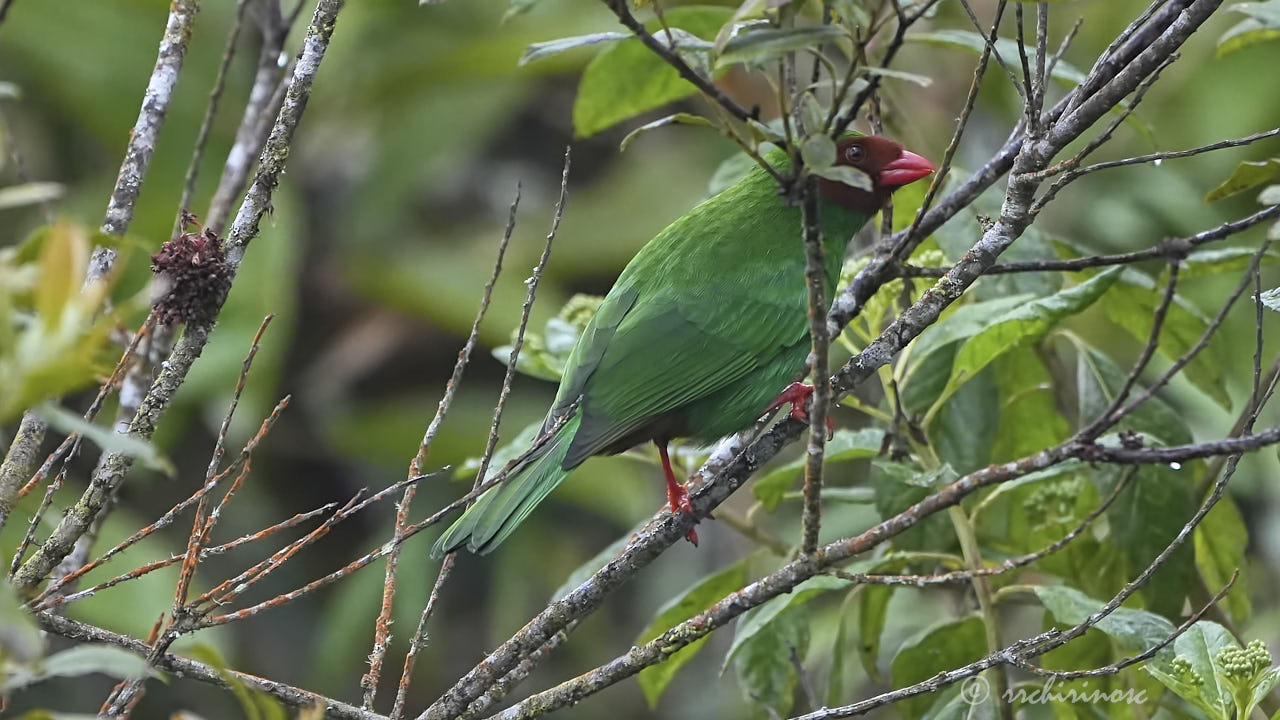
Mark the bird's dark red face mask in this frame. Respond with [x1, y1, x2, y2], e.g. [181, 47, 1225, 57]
[818, 136, 935, 214]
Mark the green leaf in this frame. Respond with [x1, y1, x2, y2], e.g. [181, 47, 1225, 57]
[857, 583, 893, 681]
[1182, 246, 1280, 279]
[573, 7, 732, 138]
[723, 574, 849, 671]
[940, 268, 1121, 406]
[619, 112, 714, 151]
[1205, 158, 1280, 203]
[549, 524, 637, 602]
[518, 33, 629, 66]
[0, 645, 160, 692]
[1104, 463, 1196, 620]
[800, 133, 836, 170]
[905, 294, 1034, 382]
[905, 30, 1086, 84]
[751, 428, 883, 511]
[796, 91, 825, 134]
[716, 25, 846, 67]
[811, 164, 871, 190]
[37, 404, 175, 476]
[931, 364, 999, 474]
[636, 559, 749, 707]
[707, 146, 773, 196]
[1230, 0, 1280, 26]
[1217, 17, 1280, 57]
[1146, 621, 1238, 720]
[827, 588, 855, 706]
[1102, 269, 1231, 409]
[990, 349, 1071, 463]
[35, 221, 85, 332]
[871, 461, 958, 552]
[1194, 497, 1251, 623]
[860, 66, 933, 87]
[187, 643, 271, 720]
[0, 578, 44, 663]
[0, 182, 64, 210]
[890, 615, 987, 719]
[713, 0, 769, 53]
[733, 604, 809, 716]
[1034, 585, 1177, 657]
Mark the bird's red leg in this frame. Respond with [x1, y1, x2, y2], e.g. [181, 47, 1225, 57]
[763, 382, 835, 439]
[657, 442, 699, 546]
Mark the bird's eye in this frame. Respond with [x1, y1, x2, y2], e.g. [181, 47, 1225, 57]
[845, 145, 864, 163]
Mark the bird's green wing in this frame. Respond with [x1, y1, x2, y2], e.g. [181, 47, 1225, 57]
[563, 281, 807, 467]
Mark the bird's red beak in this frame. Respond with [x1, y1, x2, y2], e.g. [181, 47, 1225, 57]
[880, 150, 935, 188]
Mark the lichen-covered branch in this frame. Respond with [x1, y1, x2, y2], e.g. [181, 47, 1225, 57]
[12, 0, 348, 590]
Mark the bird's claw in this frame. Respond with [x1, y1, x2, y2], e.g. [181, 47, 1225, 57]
[665, 476, 699, 546]
[764, 382, 835, 440]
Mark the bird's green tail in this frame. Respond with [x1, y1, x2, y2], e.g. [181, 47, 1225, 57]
[431, 413, 579, 557]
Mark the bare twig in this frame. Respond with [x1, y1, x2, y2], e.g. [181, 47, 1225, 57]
[174, 0, 254, 236]
[89, 0, 202, 282]
[391, 149, 570, 718]
[36, 612, 384, 720]
[363, 185, 522, 712]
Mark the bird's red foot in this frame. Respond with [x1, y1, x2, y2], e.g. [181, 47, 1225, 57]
[764, 382, 835, 440]
[658, 443, 699, 546]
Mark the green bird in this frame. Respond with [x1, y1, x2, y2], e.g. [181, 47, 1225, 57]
[432, 135, 933, 557]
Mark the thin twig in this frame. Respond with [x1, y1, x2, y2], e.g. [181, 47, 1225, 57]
[174, 0, 254, 236]
[362, 185, 522, 712]
[392, 149, 570, 718]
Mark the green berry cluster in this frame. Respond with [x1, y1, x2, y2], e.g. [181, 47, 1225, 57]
[1023, 480, 1082, 526]
[559, 294, 605, 333]
[1169, 655, 1204, 687]
[1217, 640, 1273, 685]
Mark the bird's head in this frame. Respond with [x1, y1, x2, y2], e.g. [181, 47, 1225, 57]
[819, 135, 935, 215]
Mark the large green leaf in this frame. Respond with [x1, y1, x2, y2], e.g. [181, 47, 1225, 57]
[1102, 462, 1196, 620]
[1194, 497, 1251, 623]
[1205, 158, 1280, 203]
[751, 428, 884, 511]
[1218, 1, 1280, 55]
[901, 294, 1034, 414]
[636, 559, 749, 707]
[723, 574, 850, 670]
[1145, 621, 1238, 720]
[871, 461, 958, 552]
[1034, 585, 1176, 657]
[1071, 340, 1194, 446]
[574, 7, 733, 138]
[889, 615, 987, 719]
[939, 268, 1121, 407]
[733, 605, 809, 717]
[1102, 269, 1231, 409]
[1182, 246, 1280, 279]
[931, 364, 999, 474]
[990, 349, 1071, 463]
[0, 579, 44, 663]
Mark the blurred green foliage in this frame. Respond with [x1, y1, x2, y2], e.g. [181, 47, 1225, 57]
[2, 0, 1280, 718]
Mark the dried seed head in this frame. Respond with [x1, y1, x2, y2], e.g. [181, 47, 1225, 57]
[150, 220, 232, 327]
